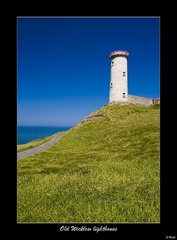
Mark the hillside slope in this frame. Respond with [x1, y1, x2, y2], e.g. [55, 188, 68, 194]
[17, 103, 160, 223]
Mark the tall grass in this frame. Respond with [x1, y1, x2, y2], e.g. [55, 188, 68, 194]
[17, 103, 160, 223]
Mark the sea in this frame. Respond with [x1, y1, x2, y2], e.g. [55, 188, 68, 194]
[17, 126, 73, 145]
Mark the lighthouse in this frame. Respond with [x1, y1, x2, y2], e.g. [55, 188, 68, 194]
[109, 50, 129, 103]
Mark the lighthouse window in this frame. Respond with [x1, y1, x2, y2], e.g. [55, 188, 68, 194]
[123, 93, 126, 98]
[123, 72, 125, 76]
[111, 61, 114, 66]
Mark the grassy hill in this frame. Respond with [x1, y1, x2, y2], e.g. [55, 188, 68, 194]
[17, 103, 160, 223]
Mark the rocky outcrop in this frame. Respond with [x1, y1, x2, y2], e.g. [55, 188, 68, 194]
[81, 114, 105, 123]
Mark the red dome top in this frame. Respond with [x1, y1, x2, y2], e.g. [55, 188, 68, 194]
[109, 50, 129, 58]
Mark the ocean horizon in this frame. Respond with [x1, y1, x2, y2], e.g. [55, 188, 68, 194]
[17, 125, 74, 145]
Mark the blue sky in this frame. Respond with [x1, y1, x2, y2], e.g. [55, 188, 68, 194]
[17, 16, 160, 126]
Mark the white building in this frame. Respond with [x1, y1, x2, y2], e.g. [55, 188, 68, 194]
[109, 50, 157, 106]
[109, 50, 129, 103]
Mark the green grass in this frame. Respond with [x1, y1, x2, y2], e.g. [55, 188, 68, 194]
[17, 103, 160, 223]
[17, 132, 63, 152]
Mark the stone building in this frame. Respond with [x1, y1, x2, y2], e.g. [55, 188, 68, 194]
[109, 50, 160, 105]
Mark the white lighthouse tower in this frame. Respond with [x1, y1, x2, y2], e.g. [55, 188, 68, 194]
[109, 50, 129, 103]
